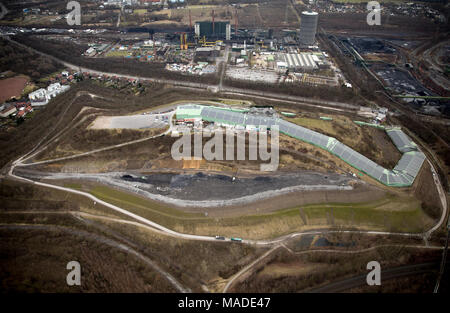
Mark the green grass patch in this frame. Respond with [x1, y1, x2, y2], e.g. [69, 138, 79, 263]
[64, 183, 83, 190]
[83, 184, 431, 238]
[288, 117, 336, 134]
[134, 9, 147, 15]
[90, 185, 205, 221]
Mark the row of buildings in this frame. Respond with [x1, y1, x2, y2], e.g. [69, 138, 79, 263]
[28, 82, 70, 106]
[0, 102, 33, 119]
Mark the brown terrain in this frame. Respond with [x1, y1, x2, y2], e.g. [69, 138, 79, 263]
[0, 76, 29, 103]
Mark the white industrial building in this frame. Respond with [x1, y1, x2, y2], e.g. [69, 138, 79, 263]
[277, 53, 323, 72]
[28, 83, 70, 106]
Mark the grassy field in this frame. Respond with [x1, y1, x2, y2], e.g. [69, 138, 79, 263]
[289, 117, 337, 136]
[134, 9, 147, 15]
[217, 99, 253, 106]
[21, 82, 37, 97]
[72, 183, 434, 240]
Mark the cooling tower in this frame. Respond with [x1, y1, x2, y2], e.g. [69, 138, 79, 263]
[299, 11, 318, 45]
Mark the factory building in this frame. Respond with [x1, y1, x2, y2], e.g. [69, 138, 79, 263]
[277, 53, 321, 72]
[299, 11, 318, 46]
[194, 21, 231, 40]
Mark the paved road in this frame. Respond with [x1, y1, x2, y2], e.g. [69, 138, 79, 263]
[223, 245, 282, 293]
[425, 159, 448, 239]
[108, 113, 169, 129]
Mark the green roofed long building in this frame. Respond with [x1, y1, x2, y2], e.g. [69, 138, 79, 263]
[175, 104, 426, 187]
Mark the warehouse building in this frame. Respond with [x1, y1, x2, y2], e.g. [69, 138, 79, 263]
[277, 53, 320, 72]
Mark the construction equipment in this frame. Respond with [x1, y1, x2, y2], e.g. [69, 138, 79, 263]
[256, 40, 267, 49]
[179, 32, 191, 50]
[231, 166, 238, 182]
[302, 73, 308, 83]
[198, 35, 222, 47]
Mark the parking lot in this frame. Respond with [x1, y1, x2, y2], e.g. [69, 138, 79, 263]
[226, 67, 280, 83]
[90, 113, 171, 129]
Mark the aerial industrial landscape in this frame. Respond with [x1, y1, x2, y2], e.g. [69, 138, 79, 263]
[0, 0, 449, 300]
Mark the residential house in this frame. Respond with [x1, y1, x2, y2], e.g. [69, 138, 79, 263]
[0, 105, 17, 118]
[28, 83, 70, 106]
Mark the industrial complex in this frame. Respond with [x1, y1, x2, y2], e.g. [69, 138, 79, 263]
[67, 7, 343, 86]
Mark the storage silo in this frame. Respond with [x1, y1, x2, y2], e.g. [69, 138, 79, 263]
[299, 11, 318, 45]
